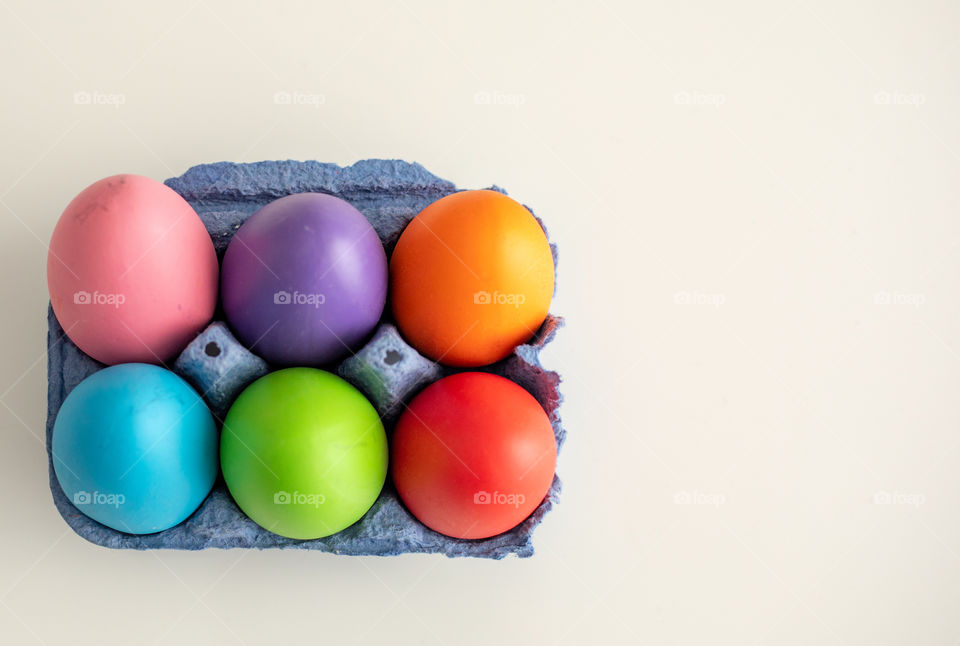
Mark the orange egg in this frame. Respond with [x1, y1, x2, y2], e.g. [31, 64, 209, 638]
[390, 190, 554, 367]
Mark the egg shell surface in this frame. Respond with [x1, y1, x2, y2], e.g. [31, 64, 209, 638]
[220, 193, 388, 366]
[47, 174, 219, 365]
[391, 371, 557, 539]
[390, 189, 554, 367]
[220, 368, 388, 540]
[52, 363, 218, 534]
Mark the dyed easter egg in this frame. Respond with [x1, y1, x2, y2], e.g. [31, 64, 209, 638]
[47, 174, 218, 365]
[390, 190, 554, 367]
[220, 368, 388, 540]
[391, 372, 557, 539]
[221, 193, 387, 366]
[52, 364, 218, 534]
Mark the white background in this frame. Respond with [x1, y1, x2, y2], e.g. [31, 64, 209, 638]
[2, 1, 960, 644]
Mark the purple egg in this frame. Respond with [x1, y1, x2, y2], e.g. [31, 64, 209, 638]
[221, 193, 388, 366]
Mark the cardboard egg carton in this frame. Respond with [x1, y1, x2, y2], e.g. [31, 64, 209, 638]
[46, 159, 563, 558]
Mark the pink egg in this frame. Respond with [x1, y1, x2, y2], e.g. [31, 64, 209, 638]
[47, 174, 218, 365]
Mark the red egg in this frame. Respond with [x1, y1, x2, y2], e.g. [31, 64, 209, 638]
[47, 175, 218, 365]
[391, 372, 557, 539]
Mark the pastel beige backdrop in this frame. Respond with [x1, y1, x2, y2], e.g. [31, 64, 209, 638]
[2, 1, 958, 644]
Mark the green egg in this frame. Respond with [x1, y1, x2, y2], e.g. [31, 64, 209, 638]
[220, 368, 387, 540]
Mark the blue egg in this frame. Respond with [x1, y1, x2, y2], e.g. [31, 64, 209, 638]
[52, 363, 218, 534]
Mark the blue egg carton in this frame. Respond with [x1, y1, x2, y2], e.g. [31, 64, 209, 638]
[46, 159, 564, 558]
